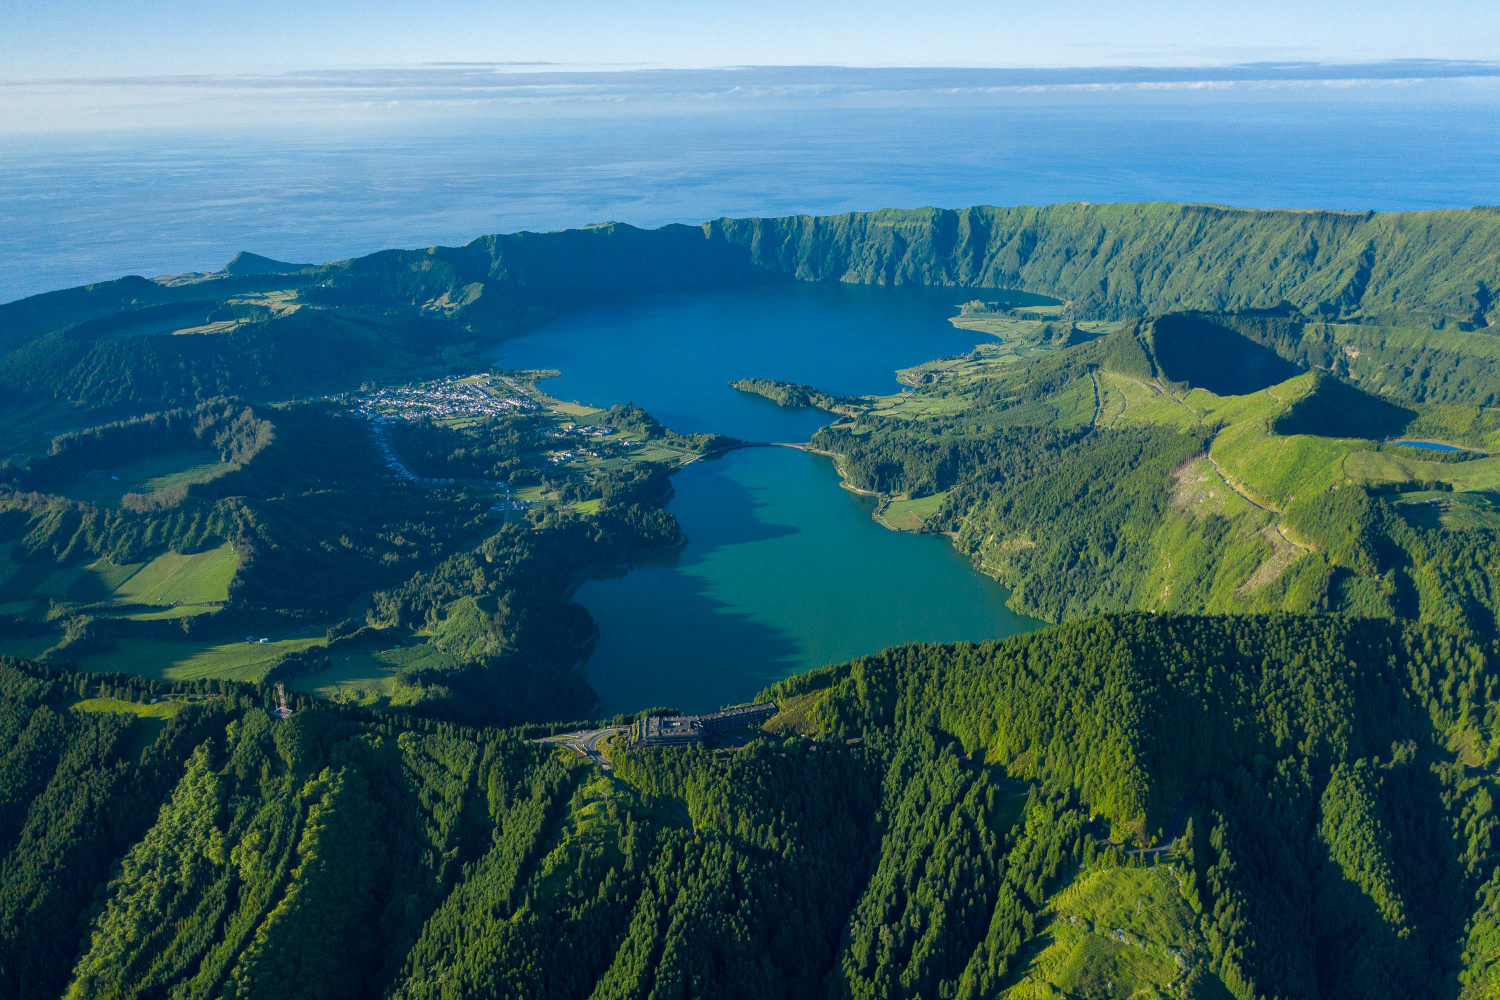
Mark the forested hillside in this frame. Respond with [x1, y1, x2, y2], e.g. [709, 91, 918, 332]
[5, 201, 1500, 704]
[4, 608, 1500, 999]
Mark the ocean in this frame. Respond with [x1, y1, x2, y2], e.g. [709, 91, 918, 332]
[3, 87, 1499, 302]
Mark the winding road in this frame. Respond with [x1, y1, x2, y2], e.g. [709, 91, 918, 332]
[533, 727, 624, 771]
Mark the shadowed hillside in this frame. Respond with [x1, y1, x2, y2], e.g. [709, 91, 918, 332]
[1271, 371, 1417, 439]
[1148, 312, 1305, 394]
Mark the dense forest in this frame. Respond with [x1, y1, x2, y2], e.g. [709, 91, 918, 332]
[729, 377, 859, 413]
[4, 609, 1500, 998]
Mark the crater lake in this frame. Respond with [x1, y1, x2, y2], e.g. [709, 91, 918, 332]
[493, 281, 1046, 713]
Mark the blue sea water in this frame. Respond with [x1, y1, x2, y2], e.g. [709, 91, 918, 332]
[3, 90, 1500, 303]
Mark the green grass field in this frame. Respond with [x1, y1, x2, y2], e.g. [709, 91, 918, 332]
[551, 401, 605, 418]
[1343, 448, 1500, 492]
[867, 393, 975, 420]
[115, 604, 221, 621]
[1, 543, 238, 620]
[56, 449, 229, 505]
[73, 632, 324, 683]
[288, 639, 457, 701]
[110, 543, 237, 606]
[0, 633, 60, 660]
[1395, 490, 1500, 531]
[882, 491, 949, 531]
[1004, 865, 1225, 999]
[630, 446, 682, 463]
[72, 696, 186, 719]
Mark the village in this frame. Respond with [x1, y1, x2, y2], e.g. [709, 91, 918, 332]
[346, 373, 538, 422]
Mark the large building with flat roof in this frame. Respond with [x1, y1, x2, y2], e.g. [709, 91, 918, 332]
[634, 702, 776, 747]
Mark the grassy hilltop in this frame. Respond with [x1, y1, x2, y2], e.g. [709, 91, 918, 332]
[806, 307, 1500, 632]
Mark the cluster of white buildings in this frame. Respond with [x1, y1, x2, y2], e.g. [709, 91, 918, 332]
[350, 376, 537, 421]
[553, 423, 616, 439]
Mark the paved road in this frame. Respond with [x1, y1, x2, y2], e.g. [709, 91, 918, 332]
[1093, 794, 1197, 857]
[1130, 794, 1196, 857]
[535, 727, 624, 771]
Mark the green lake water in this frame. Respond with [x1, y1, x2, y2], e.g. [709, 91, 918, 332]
[494, 282, 1047, 714]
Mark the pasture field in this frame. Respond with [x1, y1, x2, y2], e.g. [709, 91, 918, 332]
[289, 639, 457, 702]
[55, 449, 229, 505]
[72, 696, 186, 719]
[0, 539, 237, 617]
[1395, 490, 1500, 531]
[0, 634, 61, 660]
[72, 632, 324, 683]
[110, 543, 237, 606]
[881, 491, 949, 531]
[876, 394, 977, 420]
[113, 604, 220, 621]
[1003, 866, 1206, 999]
[551, 400, 605, 418]
[0, 543, 239, 620]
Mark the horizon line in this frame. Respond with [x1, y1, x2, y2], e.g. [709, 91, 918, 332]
[6, 56, 1500, 88]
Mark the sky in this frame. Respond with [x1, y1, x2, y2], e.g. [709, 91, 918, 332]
[6, 0, 1500, 78]
[4, 1, 1499, 133]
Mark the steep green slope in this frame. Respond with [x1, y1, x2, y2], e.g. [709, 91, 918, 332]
[708, 202, 1500, 324]
[1269, 371, 1417, 439]
[801, 310, 1500, 635]
[0, 303, 463, 420]
[1171, 308, 1500, 407]
[305, 202, 1500, 330]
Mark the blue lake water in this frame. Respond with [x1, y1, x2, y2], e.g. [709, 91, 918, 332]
[1390, 440, 1485, 453]
[494, 282, 1050, 442]
[494, 283, 1043, 713]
